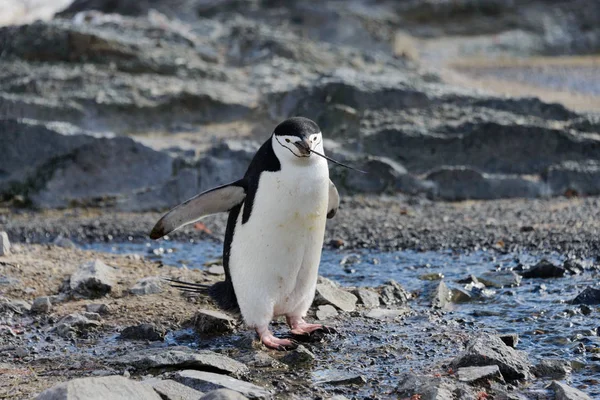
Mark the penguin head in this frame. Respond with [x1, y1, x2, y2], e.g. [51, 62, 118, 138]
[272, 117, 323, 160]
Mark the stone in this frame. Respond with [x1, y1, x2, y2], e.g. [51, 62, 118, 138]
[120, 323, 165, 341]
[428, 281, 452, 309]
[52, 236, 77, 249]
[315, 370, 366, 386]
[451, 334, 532, 381]
[69, 259, 115, 298]
[280, 345, 316, 366]
[314, 281, 357, 312]
[54, 313, 101, 338]
[316, 305, 338, 320]
[498, 334, 519, 348]
[35, 375, 162, 400]
[550, 381, 593, 400]
[379, 280, 411, 305]
[130, 277, 163, 295]
[201, 389, 249, 400]
[477, 271, 522, 288]
[144, 379, 205, 400]
[521, 259, 566, 279]
[114, 347, 248, 377]
[0, 232, 10, 256]
[86, 303, 110, 315]
[532, 359, 572, 379]
[31, 297, 52, 314]
[457, 365, 504, 384]
[192, 309, 236, 335]
[173, 370, 271, 399]
[396, 373, 456, 400]
[352, 288, 380, 308]
[365, 308, 410, 320]
[572, 287, 600, 305]
[207, 266, 225, 275]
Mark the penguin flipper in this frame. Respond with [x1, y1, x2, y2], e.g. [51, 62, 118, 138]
[150, 180, 246, 239]
[327, 179, 339, 219]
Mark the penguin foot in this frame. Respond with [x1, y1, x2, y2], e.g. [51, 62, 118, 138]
[286, 316, 337, 336]
[256, 327, 298, 351]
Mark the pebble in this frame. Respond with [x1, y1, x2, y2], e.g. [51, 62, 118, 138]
[120, 323, 165, 342]
[193, 309, 237, 335]
[86, 303, 110, 315]
[69, 259, 115, 299]
[281, 345, 316, 366]
[31, 297, 52, 314]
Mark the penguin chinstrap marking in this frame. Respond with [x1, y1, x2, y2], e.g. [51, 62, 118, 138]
[150, 117, 340, 350]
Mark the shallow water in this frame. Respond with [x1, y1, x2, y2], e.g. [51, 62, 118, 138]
[84, 241, 600, 397]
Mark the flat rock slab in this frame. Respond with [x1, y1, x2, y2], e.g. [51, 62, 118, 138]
[193, 309, 237, 335]
[551, 381, 593, 400]
[365, 308, 410, 320]
[35, 375, 162, 400]
[114, 347, 248, 377]
[316, 305, 338, 320]
[451, 334, 532, 381]
[457, 365, 504, 384]
[314, 370, 366, 386]
[314, 283, 357, 312]
[201, 389, 249, 400]
[477, 271, 522, 288]
[144, 378, 205, 400]
[69, 259, 115, 298]
[173, 370, 271, 399]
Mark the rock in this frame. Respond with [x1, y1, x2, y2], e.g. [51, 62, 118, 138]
[173, 370, 271, 399]
[396, 372, 456, 400]
[0, 297, 31, 317]
[365, 308, 410, 320]
[69, 259, 115, 298]
[546, 160, 600, 197]
[145, 379, 205, 400]
[379, 280, 411, 305]
[532, 359, 572, 379]
[52, 236, 77, 249]
[201, 389, 249, 400]
[0, 232, 10, 256]
[129, 277, 163, 295]
[428, 281, 452, 309]
[316, 371, 366, 386]
[54, 313, 101, 338]
[521, 259, 566, 279]
[451, 334, 532, 381]
[316, 305, 338, 320]
[280, 345, 316, 366]
[114, 347, 248, 377]
[86, 303, 110, 315]
[477, 271, 522, 288]
[498, 334, 519, 348]
[352, 288, 380, 308]
[457, 365, 504, 384]
[451, 289, 473, 303]
[314, 281, 357, 312]
[35, 375, 162, 400]
[31, 297, 52, 314]
[419, 273, 444, 281]
[572, 287, 600, 305]
[192, 309, 237, 335]
[550, 381, 593, 400]
[207, 266, 225, 275]
[120, 323, 165, 341]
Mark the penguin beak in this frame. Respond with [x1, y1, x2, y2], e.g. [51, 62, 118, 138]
[293, 139, 311, 157]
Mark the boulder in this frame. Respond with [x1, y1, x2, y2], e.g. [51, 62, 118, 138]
[34, 376, 162, 400]
[571, 287, 600, 305]
[532, 359, 572, 379]
[69, 259, 115, 298]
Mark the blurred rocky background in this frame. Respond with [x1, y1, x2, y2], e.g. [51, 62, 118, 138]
[1, 0, 599, 210]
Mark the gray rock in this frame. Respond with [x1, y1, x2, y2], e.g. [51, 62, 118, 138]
[498, 334, 519, 348]
[546, 160, 600, 196]
[396, 373, 456, 400]
[31, 297, 52, 314]
[54, 313, 101, 338]
[532, 359, 572, 379]
[34, 375, 162, 400]
[86, 303, 110, 315]
[550, 381, 593, 400]
[129, 277, 163, 295]
[352, 288, 380, 308]
[314, 281, 357, 312]
[316, 371, 366, 386]
[457, 365, 504, 384]
[477, 271, 522, 288]
[280, 345, 316, 366]
[379, 280, 411, 305]
[428, 281, 452, 309]
[69, 259, 115, 298]
[173, 370, 271, 399]
[52, 236, 77, 249]
[0, 232, 10, 256]
[451, 334, 532, 381]
[114, 347, 248, 377]
[144, 379, 205, 400]
[201, 389, 249, 400]
[207, 266, 225, 275]
[365, 308, 410, 320]
[316, 305, 338, 320]
[521, 259, 566, 279]
[120, 323, 165, 341]
[193, 309, 237, 335]
[572, 287, 600, 305]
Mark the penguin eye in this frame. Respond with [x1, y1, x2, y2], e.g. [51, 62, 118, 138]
[285, 138, 290, 143]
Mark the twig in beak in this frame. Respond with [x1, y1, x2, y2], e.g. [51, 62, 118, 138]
[310, 149, 367, 174]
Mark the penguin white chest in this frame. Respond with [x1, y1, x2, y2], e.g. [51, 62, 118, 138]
[229, 162, 329, 327]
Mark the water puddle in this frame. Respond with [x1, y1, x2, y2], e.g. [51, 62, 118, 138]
[83, 241, 600, 397]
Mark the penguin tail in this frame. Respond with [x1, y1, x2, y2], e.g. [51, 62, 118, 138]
[163, 278, 210, 294]
[208, 281, 240, 313]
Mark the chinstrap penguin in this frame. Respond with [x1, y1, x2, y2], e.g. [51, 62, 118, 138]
[150, 117, 352, 350]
